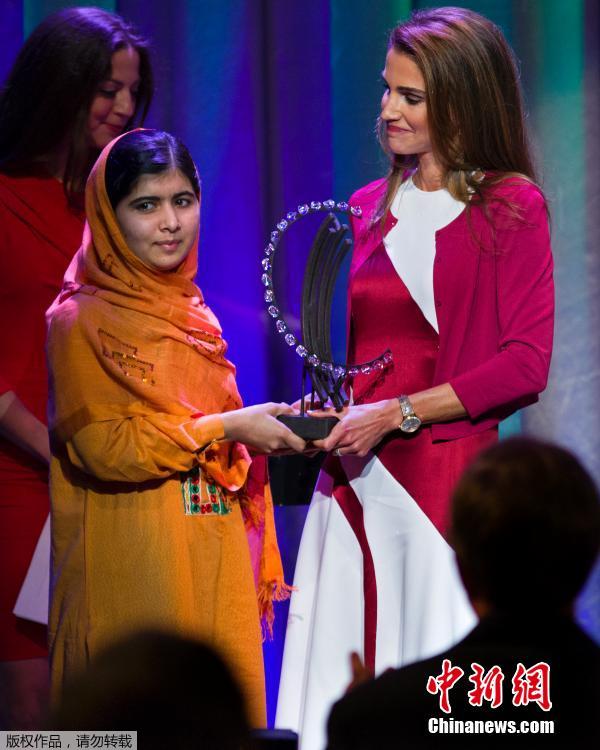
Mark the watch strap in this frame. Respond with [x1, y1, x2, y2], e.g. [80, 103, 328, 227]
[398, 394, 414, 418]
[397, 394, 422, 433]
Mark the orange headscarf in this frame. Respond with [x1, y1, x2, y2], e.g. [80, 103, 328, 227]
[47, 130, 290, 631]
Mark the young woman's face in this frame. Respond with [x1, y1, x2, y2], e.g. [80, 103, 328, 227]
[115, 169, 200, 272]
[87, 46, 141, 150]
[380, 49, 431, 159]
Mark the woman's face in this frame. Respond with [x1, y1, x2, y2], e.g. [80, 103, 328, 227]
[87, 46, 141, 150]
[115, 169, 200, 273]
[380, 49, 431, 159]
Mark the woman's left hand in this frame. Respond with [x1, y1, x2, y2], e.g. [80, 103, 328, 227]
[311, 399, 401, 457]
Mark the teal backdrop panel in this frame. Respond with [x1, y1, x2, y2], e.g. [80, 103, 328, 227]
[24, 0, 115, 35]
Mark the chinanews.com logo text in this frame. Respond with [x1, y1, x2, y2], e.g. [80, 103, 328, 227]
[428, 717, 554, 735]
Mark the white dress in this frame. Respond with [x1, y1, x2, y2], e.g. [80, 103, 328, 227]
[275, 179, 479, 750]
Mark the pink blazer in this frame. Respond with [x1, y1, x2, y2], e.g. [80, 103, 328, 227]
[348, 177, 554, 441]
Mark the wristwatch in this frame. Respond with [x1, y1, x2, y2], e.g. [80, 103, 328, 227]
[398, 395, 422, 433]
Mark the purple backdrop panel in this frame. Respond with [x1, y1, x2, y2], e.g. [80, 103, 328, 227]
[0, 0, 22, 84]
[264, 504, 309, 729]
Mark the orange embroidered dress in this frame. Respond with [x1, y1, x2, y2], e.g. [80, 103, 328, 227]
[46, 137, 286, 724]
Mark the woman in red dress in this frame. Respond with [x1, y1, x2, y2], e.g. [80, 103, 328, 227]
[276, 8, 554, 749]
[0, 7, 153, 728]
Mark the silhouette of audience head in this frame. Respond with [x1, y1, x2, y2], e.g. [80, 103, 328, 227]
[450, 437, 600, 616]
[49, 629, 253, 749]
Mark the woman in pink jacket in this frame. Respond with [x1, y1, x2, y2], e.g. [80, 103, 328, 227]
[276, 8, 554, 749]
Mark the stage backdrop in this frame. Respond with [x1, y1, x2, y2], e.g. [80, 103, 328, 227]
[2, 0, 598, 726]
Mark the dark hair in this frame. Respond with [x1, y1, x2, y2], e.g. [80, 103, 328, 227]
[451, 438, 600, 613]
[0, 7, 153, 202]
[375, 7, 537, 224]
[105, 129, 200, 209]
[48, 630, 252, 750]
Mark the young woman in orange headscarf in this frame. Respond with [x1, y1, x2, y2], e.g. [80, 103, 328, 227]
[0, 8, 153, 727]
[46, 129, 305, 725]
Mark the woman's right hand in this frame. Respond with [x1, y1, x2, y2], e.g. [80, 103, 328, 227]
[221, 402, 306, 454]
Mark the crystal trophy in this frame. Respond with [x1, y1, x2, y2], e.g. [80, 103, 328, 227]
[261, 200, 392, 440]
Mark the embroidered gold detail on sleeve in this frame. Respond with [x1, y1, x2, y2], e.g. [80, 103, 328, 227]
[98, 328, 156, 385]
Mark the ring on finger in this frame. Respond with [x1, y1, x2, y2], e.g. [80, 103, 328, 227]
[333, 448, 342, 457]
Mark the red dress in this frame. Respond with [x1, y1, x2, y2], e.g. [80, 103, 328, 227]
[0, 170, 83, 660]
[277, 178, 553, 750]
[277, 244, 497, 750]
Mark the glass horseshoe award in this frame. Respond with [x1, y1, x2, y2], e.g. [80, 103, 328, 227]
[261, 200, 392, 440]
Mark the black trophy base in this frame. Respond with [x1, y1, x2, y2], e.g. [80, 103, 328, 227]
[277, 414, 339, 440]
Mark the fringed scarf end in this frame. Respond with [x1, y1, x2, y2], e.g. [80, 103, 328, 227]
[258, 579, 296, 640]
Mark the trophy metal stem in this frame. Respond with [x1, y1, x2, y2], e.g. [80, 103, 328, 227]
[302, 214, 352, 411]
[267, 204, 392, 439]
[300, 364, 307, 417]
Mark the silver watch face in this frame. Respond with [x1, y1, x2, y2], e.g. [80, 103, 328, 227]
[400, 414, 421, 433]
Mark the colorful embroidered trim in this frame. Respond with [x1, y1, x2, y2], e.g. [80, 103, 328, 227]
[181, 465, 231, 516]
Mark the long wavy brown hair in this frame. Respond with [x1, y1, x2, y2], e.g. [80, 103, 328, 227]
[374, 7, 539, 226]
[0, 7, 153, 206]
